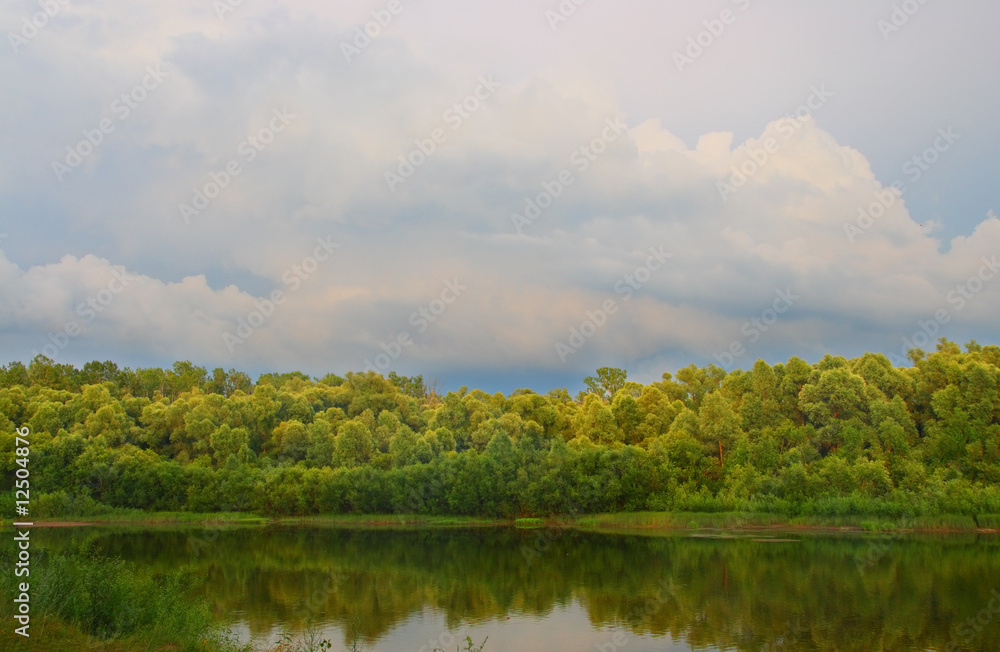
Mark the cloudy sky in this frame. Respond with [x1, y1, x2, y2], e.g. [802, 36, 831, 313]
[1, 0, 998, 394]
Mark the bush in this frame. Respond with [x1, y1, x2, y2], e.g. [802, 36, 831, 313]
[1, 546, 215, 646]
[34, 491, 115, 518]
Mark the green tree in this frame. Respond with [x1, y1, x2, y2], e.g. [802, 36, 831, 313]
[336, 420, 375, 467]
[168, 361, 207, 395]
[573, 395, 620, 445]
[28, 355, 74, 390]
[389, 424, 420, 467]
[673, 363, 726, 409]
[697, 392, 743, 466]
[388, 372, 427, 399]
[611, 392, 642, 444]
[272, 420, 309, 462]
[584, 367, 628, 402]
[79, 360, 121, 387]
[0, 361, 29, 388]
[210, 425, 250, 467]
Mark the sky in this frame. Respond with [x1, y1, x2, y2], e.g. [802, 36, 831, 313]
[1, 0, 998, 395]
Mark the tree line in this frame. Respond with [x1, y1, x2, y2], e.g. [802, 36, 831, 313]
[1, 339, 999, 517]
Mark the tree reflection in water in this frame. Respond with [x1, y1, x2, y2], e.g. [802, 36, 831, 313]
[30, 526, 1000, 651]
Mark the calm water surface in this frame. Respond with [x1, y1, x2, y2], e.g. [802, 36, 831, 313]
[30, 525, 1000, 651]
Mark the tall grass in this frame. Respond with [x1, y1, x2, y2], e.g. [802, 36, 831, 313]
[514, 518, 545, 528]
[788, 514, 875, 528]
[62, 511, 269, 525]
[909, 515, 977, 531]
[575, 512, 788, 529]
[38, 550, 212, 642]
[0, 546, 230, 650]
[975, 514, 1000, 529]
[278, 514, 506, 527]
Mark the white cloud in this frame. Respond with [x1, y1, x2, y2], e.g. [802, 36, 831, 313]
[2, 0, 999, 389]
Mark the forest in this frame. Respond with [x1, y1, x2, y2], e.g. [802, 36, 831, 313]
[2, 339, 999, 519]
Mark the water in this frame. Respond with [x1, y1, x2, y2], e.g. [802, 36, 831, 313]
[27, 525, 1000, 651]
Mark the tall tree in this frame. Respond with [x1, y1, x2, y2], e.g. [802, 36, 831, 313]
[697, 392, 743, 466]
[584, 367, 628, 403]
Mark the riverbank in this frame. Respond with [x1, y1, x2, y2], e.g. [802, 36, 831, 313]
[4, 510, 999, 533]
[0, 511, 269, 527]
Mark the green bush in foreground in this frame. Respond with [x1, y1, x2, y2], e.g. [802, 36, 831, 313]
[0, 546, 226, 650]
[38, 553, 210, 640]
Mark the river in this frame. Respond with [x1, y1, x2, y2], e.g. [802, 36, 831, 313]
[27, 524, 1000, 651]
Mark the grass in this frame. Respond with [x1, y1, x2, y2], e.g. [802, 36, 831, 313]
[0, 617, 211, 651]
[54, 511, 268, 525]
[274, 514, 507, 527]
[0, 512, 269, 530]
[439, 636, 488, 652]
[909, 515, 978, 531]
[4, 507, 998, 533]
[514, 517, 545, 528]
[573, 511, 789, 529]
[0, 512, 499, 529]
[847, 515, 975, 532]
[0, 546, 224, 650]
[789, 514, 886, 528]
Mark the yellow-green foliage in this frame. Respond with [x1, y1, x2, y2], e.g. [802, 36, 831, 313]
[2, 341, 999, 518]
